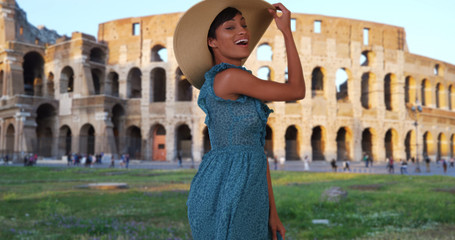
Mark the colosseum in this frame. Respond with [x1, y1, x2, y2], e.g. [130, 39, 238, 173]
[1, 0, 454, 164]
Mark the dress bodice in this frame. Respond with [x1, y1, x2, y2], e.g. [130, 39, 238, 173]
[198, 63, 273, 150]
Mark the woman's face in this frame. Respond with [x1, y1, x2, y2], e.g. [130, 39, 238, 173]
[208, 13, 250, 65]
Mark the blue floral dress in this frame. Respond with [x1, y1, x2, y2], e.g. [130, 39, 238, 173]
[187, 63, 281, 239]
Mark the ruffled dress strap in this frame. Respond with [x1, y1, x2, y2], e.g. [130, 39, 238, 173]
[198, 63, 249, 125]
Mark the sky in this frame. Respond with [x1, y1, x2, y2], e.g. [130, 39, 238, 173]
[16, 0, 455, 65]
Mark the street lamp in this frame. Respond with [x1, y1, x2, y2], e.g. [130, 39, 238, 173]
[411, 100, 422, 173]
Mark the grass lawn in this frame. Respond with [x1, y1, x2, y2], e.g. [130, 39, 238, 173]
[0, 166, 454, 239]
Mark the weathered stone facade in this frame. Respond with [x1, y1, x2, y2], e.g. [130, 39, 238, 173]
[1, 0, 454, 163]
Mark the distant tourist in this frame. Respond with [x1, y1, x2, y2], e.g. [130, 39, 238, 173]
[343, 159, 351, 172]
[331, 159, 337, 172]
[363, 153, 369, 168]
[303, 155, 310, 171]
[425, 156, 431, 172]
[400, 159, 408, 174]
[442, 158, 448, 174]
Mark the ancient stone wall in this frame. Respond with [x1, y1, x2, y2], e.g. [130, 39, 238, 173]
[0, 1, 454, 163]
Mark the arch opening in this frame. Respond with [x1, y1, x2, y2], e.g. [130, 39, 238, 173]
[126, 126, 142, 159]
[336, 127, 352, 161]
[336, 68, 349, 101]
[91, 68, 103, 95]
[257, 43, 273, 61]
[127, 68, 142, 98]
[362, 128, 374, 161]
[176, 68, 192, 101]
[311, 126, 325, 161]
[80, 124, 95, 155]
[285, 125, 299, 160]
[151, 45, 168, 62]
[6, 124, 15, 156]
[23, 52, 44, 96]
[176, 124, 192, 158]
[108, 72, 119, 97]
[60, 66, 74, 93]
[112, 104, 125, 155]
[311, 67, 324, 97]
[150, 68, 166, 102]
[36, 104, 57, 157]
[265, 125, 273, 158]
[59, 125, 72, 157]
[405, 76, 416, 104]
[89, 47, 106, 64]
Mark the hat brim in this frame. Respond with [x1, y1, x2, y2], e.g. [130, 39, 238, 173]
[173, 0, 274, 89]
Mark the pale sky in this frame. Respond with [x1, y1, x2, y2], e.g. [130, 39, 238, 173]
[16, 0, 455, 65]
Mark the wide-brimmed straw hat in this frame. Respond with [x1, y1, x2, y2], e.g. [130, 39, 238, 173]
[173, 0, 274, 89]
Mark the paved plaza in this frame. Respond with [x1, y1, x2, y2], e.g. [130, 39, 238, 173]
[3, 158, 454, 177]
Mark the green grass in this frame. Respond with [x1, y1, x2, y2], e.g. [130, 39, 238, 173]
[0, 167, 454, 239]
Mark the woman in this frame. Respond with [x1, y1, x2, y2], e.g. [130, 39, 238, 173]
[174, 0, 305, 239]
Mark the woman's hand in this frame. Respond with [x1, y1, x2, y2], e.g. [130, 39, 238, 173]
[269, 210, 286, 240]
[268, 3, 292, 34]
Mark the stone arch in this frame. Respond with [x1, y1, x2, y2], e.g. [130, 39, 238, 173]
[79, 124, 95, 155]
[437, 133, 449, 160]
[6, 124, 15, 155]
[404, 130, 416, 161]
[336, 68, 350, 101]
[285, 125, 300, 160]
[257, 66, 273, 81]
[423, 131, 434, 159]
[112, 104, 125, 155]
[36, 103, 57, 157]
[336, 127, 353, 161]
[311, 126, 326, 161]
[47, 72, 54, 97]
[127, 67, 142, 98]
[89, 47, 106, 64]
[311, 67, 325, 97]
[405, 76, 417, 104]
[449, 85, 454, 110]
[360, 50, 375, 67]
[107, 71, 119, 97]
[175, 68, 192, 101]
[421, 79, 432, 107]
[150, 67, 166, 102]
[362, 128, 376, 161]
[0, 70, 4, 97]
[91, 68, 103, 95]
[126, 125, 142, 159]
[361, 72, 376, 109]
[435, 83, 446, 109]
[151, 44, 167, 62]
[23, 51, 44, 96]
[58, 125, 72, 157]
[176, 124, 192, 158]
[384, 128, 398, 159]
[203, 126, 211, 155]
[265, 125, 273, 158]
[151, 124, 166, 161]
[384, 73, 398, 111]
[257, 43, 273, 61]
[60, 66, 74, 93]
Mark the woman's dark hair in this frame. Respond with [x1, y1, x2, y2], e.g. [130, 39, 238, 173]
[207, 7, 242, 57]
[208, 7, 242, 39]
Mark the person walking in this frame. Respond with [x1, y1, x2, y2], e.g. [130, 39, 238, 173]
[442, 158, 448, 174]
